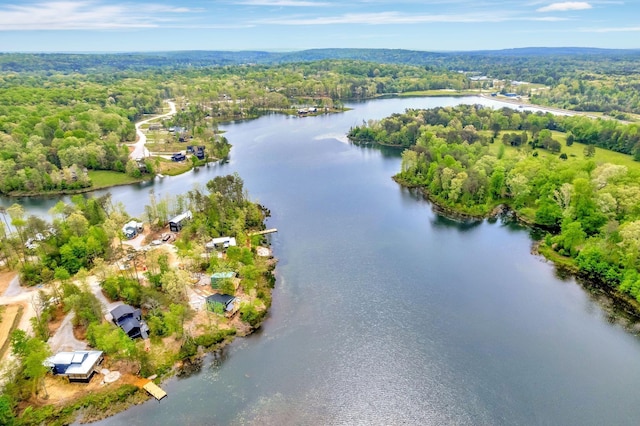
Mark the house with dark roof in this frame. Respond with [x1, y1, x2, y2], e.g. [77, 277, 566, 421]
[44, 350, 104, 382]
[110, 304, 149, 339]
[206, 293, 238, 316]
[169, 210, 192, 232]
[171, 152, 186, 162]
[195, 146, 206, 160]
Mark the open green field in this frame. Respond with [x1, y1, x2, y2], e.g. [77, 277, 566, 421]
[484, 130, 640, 171]
[157, 158, 193, 176]
[87, 170, 145, 188]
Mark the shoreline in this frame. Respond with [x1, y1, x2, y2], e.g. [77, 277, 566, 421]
[393, 175, 640, 321]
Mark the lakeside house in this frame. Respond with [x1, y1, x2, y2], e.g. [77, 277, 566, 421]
[122, 220, 143, 239]
[169, 210, 192, 232]
[110, 304, 149, 339]
[195, 146, 206, 160]
[44, 350, 104, 382]
[206, 293, 238, 316]
[205, 236, 237, 251]
[171, 152, 186, 162]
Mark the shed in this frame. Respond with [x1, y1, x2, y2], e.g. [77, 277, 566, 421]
[211, 271, 237, 288]
[44, 350, 104, 382]
[169, 210, 192, 232]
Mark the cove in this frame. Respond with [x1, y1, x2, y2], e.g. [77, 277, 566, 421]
[7, 97, 640, 425]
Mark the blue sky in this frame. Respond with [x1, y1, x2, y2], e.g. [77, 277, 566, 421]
[0, 0, 638, 52]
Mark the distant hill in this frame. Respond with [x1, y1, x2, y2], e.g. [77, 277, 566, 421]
[2, 47, 640, 73]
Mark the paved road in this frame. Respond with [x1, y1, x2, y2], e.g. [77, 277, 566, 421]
[47, 312, 87, 352]
[130, 100, 177, 160]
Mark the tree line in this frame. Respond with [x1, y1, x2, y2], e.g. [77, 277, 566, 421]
[349, 105, 640, 305]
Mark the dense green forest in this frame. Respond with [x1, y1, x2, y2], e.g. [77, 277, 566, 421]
[0, 59, 469, 195]
[349, 105, 640, 304]
[2, 49, 640, 196]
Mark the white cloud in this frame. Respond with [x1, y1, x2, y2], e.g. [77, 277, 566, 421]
[258, 11, 569, 25]
[580, 26, 640, 32]
[537, 2, 592, 12]
[0, 1, 195, 30]
[237, 0, 330, 5]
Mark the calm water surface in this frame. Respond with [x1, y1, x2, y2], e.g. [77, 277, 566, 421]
[7, 97, 640, 425]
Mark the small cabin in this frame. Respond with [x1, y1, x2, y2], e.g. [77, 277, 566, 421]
[206, 293, 238, 316]
[169, 210, 192, 232]
[205, 236, 237, 251]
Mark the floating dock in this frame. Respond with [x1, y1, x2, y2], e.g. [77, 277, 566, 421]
[142, 380, 168, 401]
[248, 228, 278, 236]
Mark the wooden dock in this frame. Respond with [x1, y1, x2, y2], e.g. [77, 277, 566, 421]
[141, 380, 168, 401]
[248, 228, 277, 236]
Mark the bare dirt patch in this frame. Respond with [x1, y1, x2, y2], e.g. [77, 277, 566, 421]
[47, 304, 66, 336]
[41, 370, 141, 407]
[0, 270, 17, 295]
[0, 303, 23, 360]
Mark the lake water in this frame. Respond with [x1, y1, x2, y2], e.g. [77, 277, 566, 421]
[7, 97, 640, 425]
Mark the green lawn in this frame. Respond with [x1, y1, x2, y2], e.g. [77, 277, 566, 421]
[88, 170, 145, 188]
[485, 130, 640, 171]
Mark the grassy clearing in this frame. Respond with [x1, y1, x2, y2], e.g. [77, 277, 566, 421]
[157, 158, 192, 176]
[484, 130, 640, 172]
[88, 170, 145, 188]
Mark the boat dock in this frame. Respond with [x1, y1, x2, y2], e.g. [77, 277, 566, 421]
[248, 228, 278, 236]
[139, 379, 168, 401]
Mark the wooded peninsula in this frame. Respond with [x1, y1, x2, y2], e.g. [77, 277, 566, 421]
[349, 104, 640, 312]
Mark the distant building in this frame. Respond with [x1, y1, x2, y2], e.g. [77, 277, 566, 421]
[122, 220, 143, 239]
[171, 152, 186, 162]
[44, 350, 104, 382]
[169, 210, 192, 232]
[195, 146, 206, 160]
[110, 304, 149, 339]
